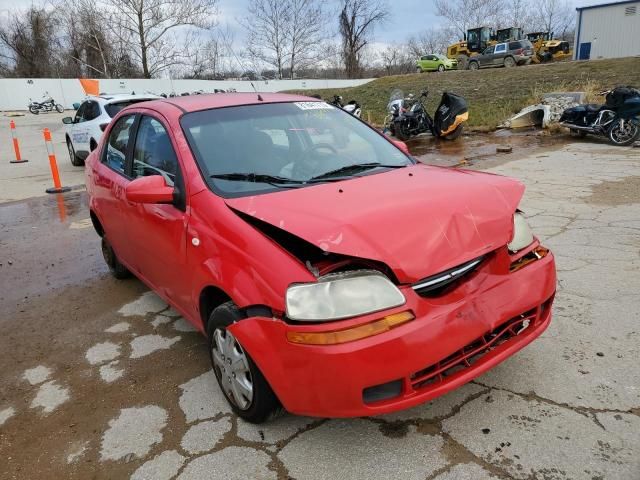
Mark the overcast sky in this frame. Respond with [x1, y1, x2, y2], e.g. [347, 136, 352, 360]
[0, 0, 621, 46]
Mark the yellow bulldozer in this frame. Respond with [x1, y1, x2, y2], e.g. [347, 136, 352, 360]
[526, 32, 572, 62]
[447, 27, 524, 69]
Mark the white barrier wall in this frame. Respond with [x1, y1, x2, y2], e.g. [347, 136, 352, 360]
[0, 78, 373, 111]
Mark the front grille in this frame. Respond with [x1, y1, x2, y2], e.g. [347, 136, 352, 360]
[410, 310, 536, 390]
[412, 255, 484, 297]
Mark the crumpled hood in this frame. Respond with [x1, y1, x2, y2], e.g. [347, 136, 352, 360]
[225, 164, 524, 283]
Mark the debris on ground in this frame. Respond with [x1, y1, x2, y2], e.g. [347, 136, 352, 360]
[502, 92, 585, 129]
[496, 145, 513, 153]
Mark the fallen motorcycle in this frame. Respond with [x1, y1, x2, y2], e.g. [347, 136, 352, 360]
[559, 86, 640, 146]
[329, 95, 362, 118]
[28, 93, 64, 115]
[384, 89, 468, 141]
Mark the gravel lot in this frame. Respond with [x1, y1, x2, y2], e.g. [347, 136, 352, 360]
[0, 113, 638, 479]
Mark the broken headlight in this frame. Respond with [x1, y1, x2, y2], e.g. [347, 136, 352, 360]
[286, 270, 406, 322]
[507, 212, 534, 253]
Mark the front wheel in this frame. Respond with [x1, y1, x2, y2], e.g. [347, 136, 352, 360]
[67, 140, 84, 166]
[416, 67, 423, 73]
[29, 105, 39, 115]
[608, 119, 640, 146]
[55, 104, 64, 113]
[442, 124, 464, 141]
[101, 236, 131, 279]
[393, 121, 411, 141]
[437, 64, 445, 72]
[207, 302, 281, 423]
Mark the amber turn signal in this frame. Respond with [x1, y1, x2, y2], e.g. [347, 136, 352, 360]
[286, 311, 415, 345]
[510, 245, 549, 272]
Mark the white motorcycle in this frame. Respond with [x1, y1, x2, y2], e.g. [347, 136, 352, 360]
[330, 95, 362, 118]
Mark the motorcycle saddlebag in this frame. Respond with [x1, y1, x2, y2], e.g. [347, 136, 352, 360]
[434, 92, 468, 136]
[605, 86, 640, 109]
[559, 106, 584, 124]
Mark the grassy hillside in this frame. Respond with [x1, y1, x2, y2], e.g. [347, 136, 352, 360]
[290, 58, 640, 129]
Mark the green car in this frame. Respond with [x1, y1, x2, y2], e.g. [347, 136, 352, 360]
[416, 54, 457, 73]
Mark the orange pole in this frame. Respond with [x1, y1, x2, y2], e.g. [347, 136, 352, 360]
[43, 128, 70, 194]
[9, 120, 28, 164]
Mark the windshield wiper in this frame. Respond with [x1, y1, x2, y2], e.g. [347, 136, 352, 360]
[210, 172, 305, 187]
[308, 163, 407, 182]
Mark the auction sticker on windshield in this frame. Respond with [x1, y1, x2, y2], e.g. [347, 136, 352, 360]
[294, 102, 333, 110]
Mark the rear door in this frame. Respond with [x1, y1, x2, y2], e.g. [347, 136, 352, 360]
[91, 114, 138, 264]
[493, 43, 507, 65]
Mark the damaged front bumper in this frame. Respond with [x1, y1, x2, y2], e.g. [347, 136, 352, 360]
[229, 245, 556, 418]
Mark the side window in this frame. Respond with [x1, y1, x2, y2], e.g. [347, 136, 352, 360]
[484, 46, 495, 55]
[74, 102, 88, 123]
[495, 44, 507, 53]
[132, 116, 179, 186]
[103, 115, 135, 175]
[421, 56, 428, 61]
[85, 101, 101, 121]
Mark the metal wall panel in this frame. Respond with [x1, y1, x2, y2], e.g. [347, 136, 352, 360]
[575, 2, 640, 59]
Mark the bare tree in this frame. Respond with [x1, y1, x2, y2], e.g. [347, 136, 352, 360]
[242, 0, 290, 79]
[533, 0, 574, 39]
[338, 0, 389, 78]
[103, 0, 218, 78]
[379, 43, 413, 75]
[434, 0, 503, 40]
[286, 0, 325, 79]
[0, 6, 61, 77]
[407, 27, 456, 57]
[501, 0, 532, 29]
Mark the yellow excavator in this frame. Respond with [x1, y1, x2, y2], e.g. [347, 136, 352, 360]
[447, 27, 524, 69]
[526, 32, 572, 63]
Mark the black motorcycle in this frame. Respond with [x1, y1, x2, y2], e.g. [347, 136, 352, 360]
[384, 89, 468, 141]
[560, 86, 640, 146]
[28, 93, 64, 114]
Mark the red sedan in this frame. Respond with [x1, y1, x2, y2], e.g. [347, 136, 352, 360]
[85, 93, 556, 423]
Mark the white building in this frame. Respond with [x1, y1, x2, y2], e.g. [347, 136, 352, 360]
[574, 0, 640, 59]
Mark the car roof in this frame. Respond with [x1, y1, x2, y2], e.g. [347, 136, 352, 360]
[135, 92, 323, 114]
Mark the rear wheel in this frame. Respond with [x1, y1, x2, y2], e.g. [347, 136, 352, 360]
[67, 139, 84, 166]
[394, 121, 411, 141]
[207, 302, 281, 423]
[416, 67, 423, 73]
[437, 64, 445, 72]
[504, 56, 516, 68]
[608, 119, 640, 146]
[101, 236, 131, 279]
[468, 61, 479, 71]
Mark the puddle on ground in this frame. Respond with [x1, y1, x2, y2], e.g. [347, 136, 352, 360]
[407, 129, 569, 167]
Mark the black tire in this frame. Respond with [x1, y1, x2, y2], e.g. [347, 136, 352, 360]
[393, 121, 411, 141]
[468, 61, 479, 71]
[437, 64, 445, 72]
[504, 56, 516, 68]
[29, 105, 39, 115]
[442, 124, 464, 140]
[55, 104, 64, 113]
[207, 302, 281, 423]
[67, 139, 84, 167]
[101, 236, 131, 279]
[608, 120, 640, 146]
[416, 67, 423, 73]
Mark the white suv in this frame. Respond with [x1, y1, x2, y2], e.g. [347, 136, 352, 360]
[62, 93, 160, 166]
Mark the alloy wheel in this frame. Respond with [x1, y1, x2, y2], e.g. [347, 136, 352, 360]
[609, 121, 639, 145]
[211, 328, 254, 410]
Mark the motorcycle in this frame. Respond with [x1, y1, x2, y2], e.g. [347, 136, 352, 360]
[28, 93, 64, 115]
[329, 95, 362, 118]
[383, 88, 468, 141]
[559, 86, 640, 146]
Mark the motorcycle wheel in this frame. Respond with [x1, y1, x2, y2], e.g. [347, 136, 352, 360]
[608, 120, 640, 146]
[55, 104, 64, 113]
[442, 124, 464, 141]
[394, 122, 411, 141]
[29, 105, 39, 115]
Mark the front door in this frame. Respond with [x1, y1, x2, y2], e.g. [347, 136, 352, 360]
[125, 114, 190, 307]
[480, 46, 495, 66]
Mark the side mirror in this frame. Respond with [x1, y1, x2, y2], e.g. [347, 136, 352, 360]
[125, 176, 174, 204]
[62, 117, 73, 125]
[72, 102, 80, 110]
[391, 139, 410, 155]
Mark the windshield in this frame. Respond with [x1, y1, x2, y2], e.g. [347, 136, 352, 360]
[181, 102, 412, 197]
[389, 89, 404, 102]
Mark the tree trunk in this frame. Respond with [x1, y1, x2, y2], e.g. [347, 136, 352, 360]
[137, 7, 149, 78]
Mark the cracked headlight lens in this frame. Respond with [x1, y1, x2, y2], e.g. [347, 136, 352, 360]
[286, 270, 406, 322]
[508, 212, 534, 252]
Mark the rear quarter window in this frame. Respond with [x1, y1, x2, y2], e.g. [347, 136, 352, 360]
[105, 99, 154, 118]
